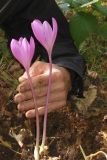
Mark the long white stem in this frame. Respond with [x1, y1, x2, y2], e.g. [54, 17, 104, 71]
[26, 70, 40, 160]
[42, 56, 52, 147]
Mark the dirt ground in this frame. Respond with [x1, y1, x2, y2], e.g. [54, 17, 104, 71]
[0, 60, 107, 160]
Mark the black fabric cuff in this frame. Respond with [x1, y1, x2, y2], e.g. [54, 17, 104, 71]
[68, 73, 85, 99]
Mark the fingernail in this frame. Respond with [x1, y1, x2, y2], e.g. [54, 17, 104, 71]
[14, 96, 17, 103]
[16, 96, 21, 103]
[17, 104, 21, 110]
[19, 76, 23, 82]
[16, 85, 24, 92]
[16, 85, 20, 91]
[26, 112, 31, 118]
[18, 86, 24, 92]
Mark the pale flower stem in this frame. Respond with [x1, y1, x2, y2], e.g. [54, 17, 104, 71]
[42, 55, 52, 147]
[87, 151, 107, 160]
[80, 145, 107, 160]
[26, 70, 40, 159]
[80, 145, 87, 160]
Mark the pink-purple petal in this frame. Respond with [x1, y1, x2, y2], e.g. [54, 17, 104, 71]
[29, 37, 35, 65]
[19, 37, 23, 45]
[22, 38, 29, 55]
[52, 18, 58, 47]
[43, 21, 53, 53]
[31, 20, 46, 49]
[43, 21, 53, 43]
[10, 37, 35, 71]
[10, 39, 23, 65]
[31, 18, 58, 55]
[30, 37, 35, 58]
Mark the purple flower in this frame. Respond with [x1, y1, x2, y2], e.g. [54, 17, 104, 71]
[10, 37, 35, 71]
[31, 18, 58, 55]
[10, 37, 40, 160]
[31, 17, 58, 154]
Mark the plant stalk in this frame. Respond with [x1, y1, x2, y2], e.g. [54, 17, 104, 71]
[26, 70, 40, 160]
[80, 145, 87, 160]
[41, 55, 52, 148]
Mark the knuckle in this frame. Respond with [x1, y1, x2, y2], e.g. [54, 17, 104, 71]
[60, 82, 67, 91]
[61, 82, 66, 90]
[54, 71, 63, 80]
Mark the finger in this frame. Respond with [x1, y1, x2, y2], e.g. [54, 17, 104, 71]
[25, 100, 66, 118]
[17, 90, 67, 111]
[18, 73, 51, 92]
[15, 82, 65, 103]
[19, 61, 45, 82]
[17, 73, 49, 92]
[17, 70, 63, 92]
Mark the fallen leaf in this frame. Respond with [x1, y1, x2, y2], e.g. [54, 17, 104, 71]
[75, 85, 97, 113]
[0, 135, 12, 149]
[87, 70, 98, 79]
[9, 128, 24, 148]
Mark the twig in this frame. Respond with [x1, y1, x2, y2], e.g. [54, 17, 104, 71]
[80, 145, 107, 160]
[80, 145, 87, 160]
[0, 138, 21, 155]
[87, 151, 107, 160]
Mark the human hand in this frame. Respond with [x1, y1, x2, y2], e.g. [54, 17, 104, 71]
[14, 61, 72, 118]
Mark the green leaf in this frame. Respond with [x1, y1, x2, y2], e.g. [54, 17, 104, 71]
[93, 2, 107, 15]
[65, 0, 99, 8]
[58, 3, 70, 12]
[69, 12, 98, 47]
[65, 0, 89, 8]
[97, 23, 107, 40]
[80, 0, 99, 8]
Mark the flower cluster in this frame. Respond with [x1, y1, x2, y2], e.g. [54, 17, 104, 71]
[10, 18, 58, 160]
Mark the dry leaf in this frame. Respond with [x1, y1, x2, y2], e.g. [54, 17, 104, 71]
[87, 70, 98, 79]
[75, 85, 97, 113]
[103, 52, 107, 56]
[9, 128, 24, 148]
[0, 136, 12, 149]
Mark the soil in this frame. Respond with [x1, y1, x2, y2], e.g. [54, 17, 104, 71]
[0, 60, 107, 160]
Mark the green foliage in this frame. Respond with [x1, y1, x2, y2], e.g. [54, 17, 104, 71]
[66, 0, 98, 8]
[57, 0, 107, 79]
[80, 34, 107, 79]
[58, 0, 107, 47]
[0, 28, 12, 59]
[69, 12, 98, 47]
[93, 1, 107, 15]
[97, 23, 107, 39]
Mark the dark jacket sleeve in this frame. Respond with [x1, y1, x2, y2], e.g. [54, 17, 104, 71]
[1, 0, 86, 98]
